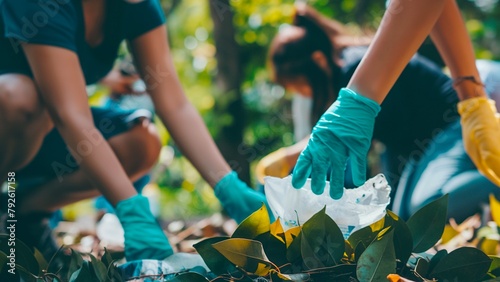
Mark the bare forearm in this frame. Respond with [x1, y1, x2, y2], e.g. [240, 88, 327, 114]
[430, 0, 487, 100]
[23, 44, 137, 206]
[347, 0, 446, 103]
[53, 117, 137, 205]
[156, 102, 231, 187]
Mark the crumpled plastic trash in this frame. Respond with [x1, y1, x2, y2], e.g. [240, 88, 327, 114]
[119, 253, 211, 281]
[264, 174, 391, 238]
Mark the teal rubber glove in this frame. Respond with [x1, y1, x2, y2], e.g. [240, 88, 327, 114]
[291, 88, 381, 199]
[116, 195, 173, 261]
[215, 171, 275, 223]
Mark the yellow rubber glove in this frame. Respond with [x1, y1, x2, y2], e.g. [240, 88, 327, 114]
[256, 148, 292, 184]
[458, 97, 500, 186]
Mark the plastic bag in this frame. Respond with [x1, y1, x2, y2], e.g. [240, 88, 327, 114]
[119, 254, 211, 281]
[264, 174, 391, 238]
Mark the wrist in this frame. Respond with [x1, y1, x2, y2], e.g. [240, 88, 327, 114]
[214, 171, 238, 194]
[336, 88, 381, 116]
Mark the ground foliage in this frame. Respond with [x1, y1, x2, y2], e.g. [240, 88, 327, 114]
[6, 195, 500, 281]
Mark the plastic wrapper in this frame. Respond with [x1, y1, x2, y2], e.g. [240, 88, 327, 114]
[118, 253, 211, 281]
[264, 174, 391, 238]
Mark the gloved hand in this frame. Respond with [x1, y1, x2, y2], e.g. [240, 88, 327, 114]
[291, 88, 381, 199]
[458, 97, 500, 186]
[215, 171, 275, 223]
[116, 195, 174, 261]
[256, 148, 292, 184]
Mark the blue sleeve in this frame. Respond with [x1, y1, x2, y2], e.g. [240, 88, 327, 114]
[1, 0, 77, 52]
[125, 0, 166, 40]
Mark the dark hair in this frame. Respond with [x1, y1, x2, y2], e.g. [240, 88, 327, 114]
[270, 15, 342, 125]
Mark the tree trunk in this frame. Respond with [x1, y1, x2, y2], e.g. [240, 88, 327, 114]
[209, 0, 250, 184]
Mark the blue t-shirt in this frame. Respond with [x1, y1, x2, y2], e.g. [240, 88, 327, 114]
[0, 0, 166, 85]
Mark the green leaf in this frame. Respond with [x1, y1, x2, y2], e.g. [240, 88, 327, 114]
[430, 247, 492, 282]
[300, 207, 345, 269]
[407, 195, 448, 253]
[348, 214, 387, 254]
[428, 249, 447, 274]
[193, 236, 237, 276]
[286, 229, 303, 264]
[100, 248, 121, 281]
[488, 255, 500, 275]
[254, 231, 288, 267]
[212, 238, 274, 276]
[14, 264, 38, 282]
[33, 248, 48, 274]
[101, 248, 114, 268]
[67, 249, 83, 281]
[308, 264, 357, 280]
[89, 253, 108, 282]
[0, 250, 7, 273]
[356, 228, 396, 282]
[414, 258, 429, 278]
[386, 210, 413, 264]
[0, 234, 40, 276]
[354, 242, 366, 262]
[167, 272, 210, 282]
[69, 261, 93, 282]
[232, 204, 270, 239]
[348, 225, 378, 254]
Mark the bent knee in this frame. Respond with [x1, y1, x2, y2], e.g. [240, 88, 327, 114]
[135, 120, 162, 168]
[0, 74, 49, 128]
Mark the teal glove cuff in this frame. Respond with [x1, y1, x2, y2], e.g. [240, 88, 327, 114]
[214, 171, 238, 200]
[116, 195, 173, 261]
[339, 88, 381, 116]
[214, 171, 275, 223]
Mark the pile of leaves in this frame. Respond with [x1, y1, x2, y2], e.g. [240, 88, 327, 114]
[4, 194, 500, 281]
[183, 195, 498, 282]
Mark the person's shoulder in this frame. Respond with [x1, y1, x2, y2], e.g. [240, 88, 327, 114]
[2, 0, 78, 25]
[2, 0, 77, 12]
[122, 0, 166, 40]
[2, 0, 78, 51]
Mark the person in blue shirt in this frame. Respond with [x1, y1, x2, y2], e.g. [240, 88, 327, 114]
[259, 6, 499, 222]
[0, 0, 270, 262]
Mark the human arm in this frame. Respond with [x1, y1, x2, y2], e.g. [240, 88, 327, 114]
[23, 45, 172, 260]
[128, 26, 231, 186]
[346, 0, 446, 103]
[429, 0, 500, 185]
[129, 26, 273, 222]
[23, 45, 137, 205]
[292, 0, 447, 197]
